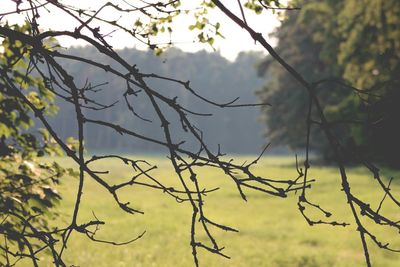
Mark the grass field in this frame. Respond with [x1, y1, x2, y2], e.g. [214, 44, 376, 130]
[35, 155, 400, 267]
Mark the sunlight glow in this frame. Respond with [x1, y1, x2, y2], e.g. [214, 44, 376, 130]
[1, 0, 282, 60]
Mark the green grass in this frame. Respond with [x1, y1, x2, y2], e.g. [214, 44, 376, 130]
[34, 155, 400, 267]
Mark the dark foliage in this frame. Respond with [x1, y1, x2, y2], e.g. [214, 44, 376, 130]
[258, 0, 400, 167]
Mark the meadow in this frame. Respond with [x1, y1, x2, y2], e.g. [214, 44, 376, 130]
[37, 155, 400, 267]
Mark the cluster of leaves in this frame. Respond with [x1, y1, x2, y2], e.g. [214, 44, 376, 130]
[72, 0, 286, 54]
[244, 0, 282, 14]
[258, 0, 400, 167]
[0, 23, 76, 265]
[68, 0, 224, 55]
[188, 1, 221, 47]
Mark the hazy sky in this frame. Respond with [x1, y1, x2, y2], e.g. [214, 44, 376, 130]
[1, 0, 282, 61]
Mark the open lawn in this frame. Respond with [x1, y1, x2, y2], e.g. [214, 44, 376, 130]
[35, 156, 400, 267]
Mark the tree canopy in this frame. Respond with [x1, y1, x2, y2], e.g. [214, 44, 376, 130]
[258, 0, 400, 166]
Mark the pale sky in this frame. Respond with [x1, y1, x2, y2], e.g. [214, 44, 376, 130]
[1, 0, 282, 61]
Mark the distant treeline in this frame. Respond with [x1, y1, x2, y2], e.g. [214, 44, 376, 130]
[49, 47, 271, 155]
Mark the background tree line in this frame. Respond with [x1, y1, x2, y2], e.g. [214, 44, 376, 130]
[51, 46, 269, 154]
[257, 0, 400, 167]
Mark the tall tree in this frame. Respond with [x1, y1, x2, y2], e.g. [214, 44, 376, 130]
[336, 0, 400, 167]
[257, 0, 350, 161]
[258, 0, 400, 166]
